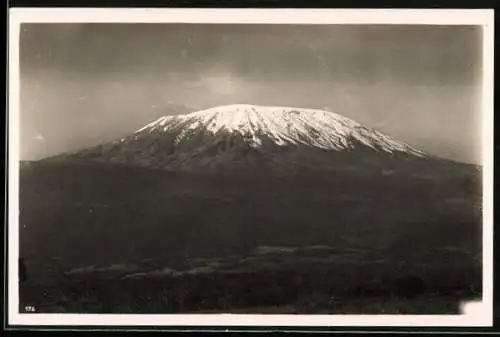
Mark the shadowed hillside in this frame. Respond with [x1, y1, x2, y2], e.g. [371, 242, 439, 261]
[19, 158, 482, 313]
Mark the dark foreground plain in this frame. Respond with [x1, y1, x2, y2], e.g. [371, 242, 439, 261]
[18, 159, 482, 314]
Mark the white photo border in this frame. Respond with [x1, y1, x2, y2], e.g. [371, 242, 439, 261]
[7, 8, 495, 327]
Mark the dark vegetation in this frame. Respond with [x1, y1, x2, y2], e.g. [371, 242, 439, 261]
[20, 267, 480, 314]
[18, 159, 482, 314]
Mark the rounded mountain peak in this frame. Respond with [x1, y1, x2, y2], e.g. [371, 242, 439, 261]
[136, 104, 424, 156]
[66, 104, 427, 171]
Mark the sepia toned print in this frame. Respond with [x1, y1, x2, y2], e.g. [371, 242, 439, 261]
[8, 9, 494, 328]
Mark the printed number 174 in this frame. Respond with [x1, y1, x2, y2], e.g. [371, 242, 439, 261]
[24, 306, 36, 312]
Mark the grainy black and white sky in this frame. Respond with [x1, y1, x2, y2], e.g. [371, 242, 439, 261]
[19, 23, 483, 163]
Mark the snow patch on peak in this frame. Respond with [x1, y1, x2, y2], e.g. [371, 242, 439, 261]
[134, 104, 426, 157]
[135, 116, 173, 133]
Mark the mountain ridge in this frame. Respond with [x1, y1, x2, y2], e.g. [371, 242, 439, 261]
[54, 104, 437, 172]
[134, 104, 426, 155]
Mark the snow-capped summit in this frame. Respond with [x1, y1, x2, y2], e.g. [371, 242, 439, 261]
[64, 104, 427, 171]
[134, 104, 425, 156]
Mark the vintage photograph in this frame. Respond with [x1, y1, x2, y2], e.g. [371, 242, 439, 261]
[8, 9, 493, 327]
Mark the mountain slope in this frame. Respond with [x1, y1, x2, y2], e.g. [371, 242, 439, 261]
[55, 104, 430, 171]
[19, 159, 481, 280]
[21, 104, 482, 313]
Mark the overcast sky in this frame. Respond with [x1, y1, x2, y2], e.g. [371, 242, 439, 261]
[19, 23, 483, 163]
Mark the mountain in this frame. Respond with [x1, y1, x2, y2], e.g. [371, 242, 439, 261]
[20, 104, 482, 313]
[53, 104, 437, 172]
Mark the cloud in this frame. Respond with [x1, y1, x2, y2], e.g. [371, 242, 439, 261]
[202, 74, 238, 95]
